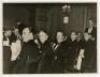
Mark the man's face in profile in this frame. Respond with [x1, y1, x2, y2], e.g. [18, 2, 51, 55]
[71, 32, 77, 41]
[14, 28, 19, 36]
[5, 30, 12, 37]
[56, 32, 64, 43]
[38, 31, 48, 44]
[22, 28, 30, 42]
[84, 33, 90, 41]
[89, 20, 94, 28]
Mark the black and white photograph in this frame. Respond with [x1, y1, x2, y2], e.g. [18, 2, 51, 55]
[2, 3, 97, 74]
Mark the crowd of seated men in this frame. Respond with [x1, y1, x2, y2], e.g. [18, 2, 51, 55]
[3, 19, 96, 74]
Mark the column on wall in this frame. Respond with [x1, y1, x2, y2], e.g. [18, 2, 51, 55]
[35, 7, 48, 32]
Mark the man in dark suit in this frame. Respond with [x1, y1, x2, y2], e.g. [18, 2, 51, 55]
[65, 32, 78, 72]
[84, 19, 97, 72]
[81, 32, 96, 72]
[37, 30, 54, 73]
[14, 27, 40, 73]
[52, 31, 67, 73]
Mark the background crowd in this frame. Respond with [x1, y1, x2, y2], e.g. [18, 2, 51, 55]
[3, 19, 96, 74]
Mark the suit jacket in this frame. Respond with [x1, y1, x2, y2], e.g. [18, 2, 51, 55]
[81, 39, 96, 72]
[52, 41, 68, 73]
[37, 40, 54, 73]
[14, 40, 40, 73]
[66, 39, 78, 70]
